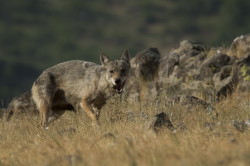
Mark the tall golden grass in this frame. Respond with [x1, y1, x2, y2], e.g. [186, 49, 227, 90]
[0, 93, 250, 166]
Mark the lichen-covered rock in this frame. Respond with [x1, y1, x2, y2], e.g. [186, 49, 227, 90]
[236, 54, 250, 92]
[130, 47, 161, 82]
[159, 52, 179, 79]
[127, 36, 250, 104]
[228, 34, 250, 57]
[173, 40, 206, 57]
[125, 48, 161, 102]
[166, 94, 215, 111]
[172, 40, 207, 69]
[199, 53, 235, 78]
[149, 112, 175, 133]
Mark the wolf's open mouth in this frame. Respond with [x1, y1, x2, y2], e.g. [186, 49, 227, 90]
[113, 82, 125, 94]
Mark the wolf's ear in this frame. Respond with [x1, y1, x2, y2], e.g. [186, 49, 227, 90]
[121, 49, 130, 63]
[100, 53, 111, 66]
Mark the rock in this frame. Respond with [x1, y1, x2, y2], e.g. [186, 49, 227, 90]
[166, 95, 215, 111]
[212, 65, 238, 98]
[125, 48, 161, 101]
[229, 138, 238, 144]
[180, 80, 217, 102]
[173, 40, 206, 57]
[236, 54, 250, 92]
[228, 34, 250, 57]
[237, 53, 250, 66]
[245, 120, 250, 127]
[127, 37, 249, 103]
[159, 52, 179, 79]
[232, 121, 248, 132]
[58, 127, 77, 135]
[149, 112, 175, 133]
[130, 47, 161, 82]
[203, 122, 216, 131]
[175, 122, 186, 131]
[199, 53, 234, 77]
[103, 132, 116, 139]
[172, 40, 207, 70]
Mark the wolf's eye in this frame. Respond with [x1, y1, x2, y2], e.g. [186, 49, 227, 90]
[109, 70, 114, 73]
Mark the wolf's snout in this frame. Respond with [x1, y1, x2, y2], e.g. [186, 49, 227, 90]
[113, 78, 124, 94]
[115, 79, 121, 85]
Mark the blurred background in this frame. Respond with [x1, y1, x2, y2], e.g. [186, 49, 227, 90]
[0, 0, 250, 103]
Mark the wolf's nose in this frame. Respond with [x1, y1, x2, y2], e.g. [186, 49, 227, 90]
[115, 79, 121, 84]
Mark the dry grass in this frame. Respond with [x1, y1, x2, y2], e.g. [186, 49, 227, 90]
[1, 93, 250, 166]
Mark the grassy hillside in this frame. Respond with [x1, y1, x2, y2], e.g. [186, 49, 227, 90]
[0, 93, 250, 166]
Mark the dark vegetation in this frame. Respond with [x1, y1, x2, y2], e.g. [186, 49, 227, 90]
[0, 0, 250, 102]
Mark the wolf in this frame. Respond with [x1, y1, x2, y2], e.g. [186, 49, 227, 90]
[31, 50, 130, 128]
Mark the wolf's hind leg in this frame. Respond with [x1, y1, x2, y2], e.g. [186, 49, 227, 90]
[32, 73, 57, 129]
[39, 101, 51, 128]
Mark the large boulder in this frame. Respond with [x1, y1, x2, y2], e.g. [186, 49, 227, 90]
[199, 53, 235, 78]
[127, 37, 250, 104]
[149, 112, 175, 133]
[159, 52, 179, 79]
[130, 48, 161, 82]
[172, 40, 207, 69]
[228, 34, 250, 57]
[166, 94, 215, 111]
[235, 54, 250, 92]
[125, 48, 161, 102]
[159, 40, 207, 91]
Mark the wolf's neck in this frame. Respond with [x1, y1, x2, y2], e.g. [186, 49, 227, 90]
[97, 68, 116, 97]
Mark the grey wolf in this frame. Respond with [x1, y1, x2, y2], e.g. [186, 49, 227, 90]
[32, 50, 130, 128]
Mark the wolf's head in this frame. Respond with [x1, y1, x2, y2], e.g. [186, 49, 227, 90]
[100, 50, 130, 94]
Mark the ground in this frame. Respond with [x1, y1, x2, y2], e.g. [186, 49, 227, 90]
[0, 92, 250, 166]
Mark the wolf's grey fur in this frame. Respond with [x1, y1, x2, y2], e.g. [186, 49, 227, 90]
[32, 50, 130, 128]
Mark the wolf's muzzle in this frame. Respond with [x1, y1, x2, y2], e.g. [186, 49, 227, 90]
[113, 80, 125, 94]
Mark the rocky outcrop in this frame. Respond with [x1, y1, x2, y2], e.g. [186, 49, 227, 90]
[125, 34, 250, 107]
[235, 54, 250, 92]
[228, 34, 250, 57]
[124, 48, 161, 102]
[158, 35, 250, 102]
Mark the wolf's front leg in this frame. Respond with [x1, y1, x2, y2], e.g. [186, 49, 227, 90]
[80, 99, 100, 126]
